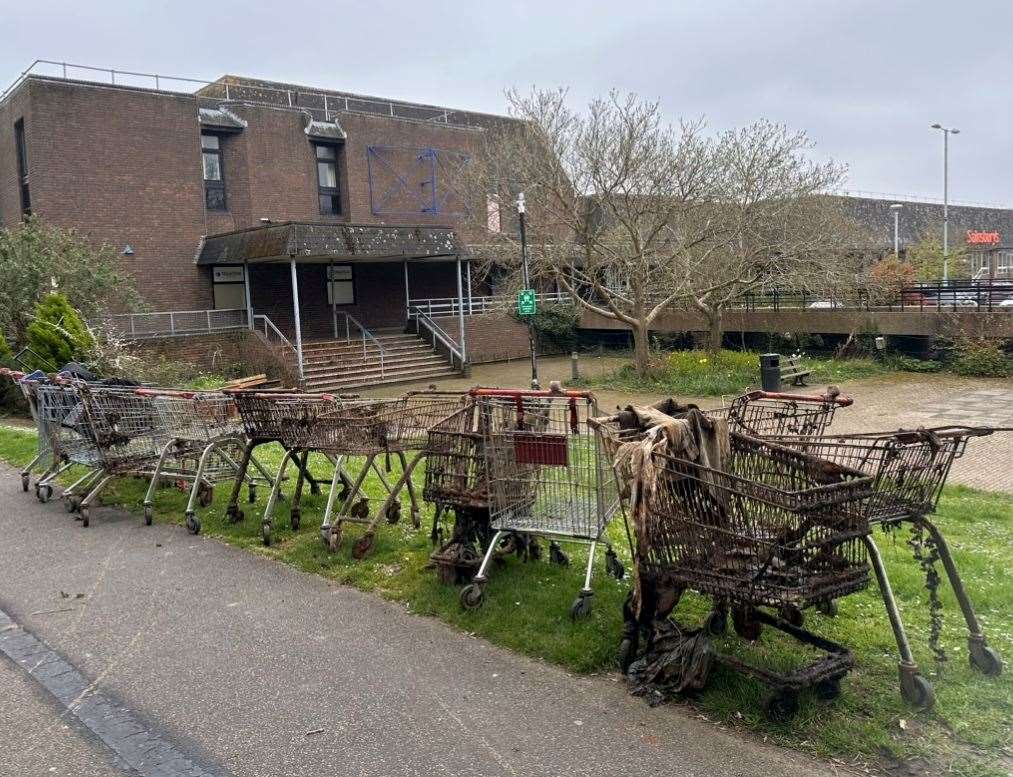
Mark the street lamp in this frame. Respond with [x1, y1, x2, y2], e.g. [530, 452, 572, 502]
[930, 123, 960, 283]
[517, 192, 539, 388]
[889, 203, 903, 257]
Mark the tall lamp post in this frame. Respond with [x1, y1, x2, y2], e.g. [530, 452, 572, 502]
[889, 203, 903, 257]
[930, 123, 960, 283]
[517, 193, 539, 388]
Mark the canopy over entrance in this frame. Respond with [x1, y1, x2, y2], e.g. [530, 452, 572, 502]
[196, 221, 465, 265]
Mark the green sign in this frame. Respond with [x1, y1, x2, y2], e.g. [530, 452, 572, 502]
[517, 289, 537, 316]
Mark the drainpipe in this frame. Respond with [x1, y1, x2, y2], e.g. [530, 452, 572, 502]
[289, 257, 304, 383]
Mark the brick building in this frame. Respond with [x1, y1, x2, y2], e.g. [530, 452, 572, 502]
[0, 64, 553, 385]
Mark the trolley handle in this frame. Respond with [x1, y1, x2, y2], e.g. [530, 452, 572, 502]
[740, 389, 853, 408]
[135, 388, 204, 399]
[469, 387, 596, 400]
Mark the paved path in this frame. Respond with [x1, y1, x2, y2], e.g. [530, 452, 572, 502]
[0, 465, 847, 777]
[383, 359, 1013, 494]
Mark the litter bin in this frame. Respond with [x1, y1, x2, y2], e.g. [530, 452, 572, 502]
[760, 353, 781, 392]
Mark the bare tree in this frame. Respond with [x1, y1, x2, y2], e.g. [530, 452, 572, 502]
[463, 89, 857, 373]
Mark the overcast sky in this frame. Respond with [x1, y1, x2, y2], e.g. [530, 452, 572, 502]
[2, 0, 1010, 205]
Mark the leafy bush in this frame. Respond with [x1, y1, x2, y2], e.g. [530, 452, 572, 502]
[513, 303, 580, 351]
[950, 338, 1010, 378]
[883, 354, 941, 373]
[0, 217, 140, 346]
[24, 294, 93, 371]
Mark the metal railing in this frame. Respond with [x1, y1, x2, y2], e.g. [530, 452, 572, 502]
[408, 306, 465, 369]
[408, 291, 572, 317]
[730, 282, 1013, 313]
[93, 308, 249, 339]
[332, 311, 385, 379]
[1, 59, 483, 128]
[252, 314, 297, 360]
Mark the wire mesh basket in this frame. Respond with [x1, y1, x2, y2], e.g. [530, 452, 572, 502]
[73, 383, 168, 473]
[143, 389, 245, 447]
[230, 391, 339, 443]
[640, 433, 874, 610]
[423, 401, 489, 510]
[34, 382, 102, 467]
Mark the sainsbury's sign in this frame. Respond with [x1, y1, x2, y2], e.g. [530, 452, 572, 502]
[966, 230, 1001, 245]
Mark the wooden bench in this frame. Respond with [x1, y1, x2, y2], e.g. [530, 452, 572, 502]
[780, 355, 811, 387]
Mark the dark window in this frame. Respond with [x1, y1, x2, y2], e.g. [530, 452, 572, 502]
[14, 119, 30, 217]
[314, 143, 341, 215]
[201, 133, 226, 211]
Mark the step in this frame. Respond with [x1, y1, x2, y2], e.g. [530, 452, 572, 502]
[302, 354, 448, 379]
[302, 342, 434, 362]
[303, 334, 422, 350]
[306, 365, 462, 391]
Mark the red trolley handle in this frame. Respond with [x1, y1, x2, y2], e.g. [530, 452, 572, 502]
[468, 387, 596, 400]
[739, 389, 853, 408]
[135, 388, 205, 399]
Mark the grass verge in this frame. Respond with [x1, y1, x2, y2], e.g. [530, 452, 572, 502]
[573, 349, 935, 397]
[0, 423, 1009, 776]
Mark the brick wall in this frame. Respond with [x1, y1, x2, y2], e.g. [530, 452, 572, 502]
[0, 87, 33, 228]
[131, 329, 295, 382]
[431, 311, 539, 364]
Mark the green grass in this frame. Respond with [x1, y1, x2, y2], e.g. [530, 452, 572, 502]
[1, 424, 1010, 776]
[575, 349, 931, 396]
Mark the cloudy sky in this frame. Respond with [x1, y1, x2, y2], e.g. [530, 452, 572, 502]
[3, 0, 1009, 204]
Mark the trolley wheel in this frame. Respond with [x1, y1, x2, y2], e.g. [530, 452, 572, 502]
[778, 604, 805, 628]
[144, 505, 153, 526]
[968, 642, 1003, 677]
[290, 509, 301, 531]
[197, 482, 214, 508]
[618, 638, 638, 673]
[247, 484, 257, 503]
[732, 606, 762, 641]
[765, 690, 800, 721]
[817, 599, 839, 617]
[310, 482, 322, 496]
[336, 485, 350, 503]
[900, 672, 935, 709]
[350, 499, 370, 520]
[226, 505, 244, 523]
[327, 527, 342, 553]
[21, 472, 30, 492]
[352, 532, 375, 560]
[185, 512, 201, 535]
[460, 583, 484, 610]
[704, 608, 728, 637]
[65, 497, 79, 514]
[549, 542, 569, 567]
[79, 504, 90, 528]
[385, 501, 401, 525]
[410, 508, 421, 530]
[262, 522, 272, 546]
[37, 484, 52, 503]
[570, 593, 593, 620]
[815, 676, 843, 701]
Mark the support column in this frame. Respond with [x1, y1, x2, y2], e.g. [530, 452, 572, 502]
[465, 260, 473, 314]
[243, 260, 253, 329]
[289, 257, 304, 382]
[403, 259, 410, 322]
[455, 256, 467, 365]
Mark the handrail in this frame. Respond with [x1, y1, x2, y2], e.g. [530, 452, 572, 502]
[409, 305, 465, 368]
[407, 291, 572, 317]
[332, 311, 385, 379]
[252, 314, 299, 368]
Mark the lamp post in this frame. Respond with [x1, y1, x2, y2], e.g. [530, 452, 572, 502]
[889, 203, 903, 257]
[517, 192, 539, 388]
[930, 123, 960, 283]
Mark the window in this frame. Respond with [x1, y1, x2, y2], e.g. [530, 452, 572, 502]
[326, 264, 354, 305]
[201, 133, 226, 211]
[212, 265, 246, 310]
[315, 144, 341, 215]
[14, 119, 30, 217]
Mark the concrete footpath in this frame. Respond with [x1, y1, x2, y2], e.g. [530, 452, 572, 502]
[0, 463, 848, 777]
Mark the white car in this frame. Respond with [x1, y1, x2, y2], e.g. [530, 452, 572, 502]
[807, 300, 843, 309]
[998, 298, 1013, 309]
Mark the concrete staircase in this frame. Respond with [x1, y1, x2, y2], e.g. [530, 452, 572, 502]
[301, 329, 460, 392]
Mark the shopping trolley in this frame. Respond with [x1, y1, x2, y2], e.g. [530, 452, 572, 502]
[50, 381, 169, 526]
[1, 369, 53, 493]
[613, 417, 875, 719]
[313, 391, 465, 558]
[136, 389, 274, 534]
[768, 425, 1009, 707]
[458, 388, 625, 618]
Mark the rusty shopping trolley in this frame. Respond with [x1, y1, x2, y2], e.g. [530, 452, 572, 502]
[1, 369, 56, 494]
[312, 391, 466, 558]
[458, 388, 625, 618]
[29, 380, 104, 505]
[605, 410, 875, 719]
[769, 425, 1009, 707]
[136, 389, 275, 535]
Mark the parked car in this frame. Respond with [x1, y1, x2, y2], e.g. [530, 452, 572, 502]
[807, 300, 843, 309]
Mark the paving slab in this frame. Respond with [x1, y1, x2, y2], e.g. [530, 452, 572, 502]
[0, 463, 848, 777]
